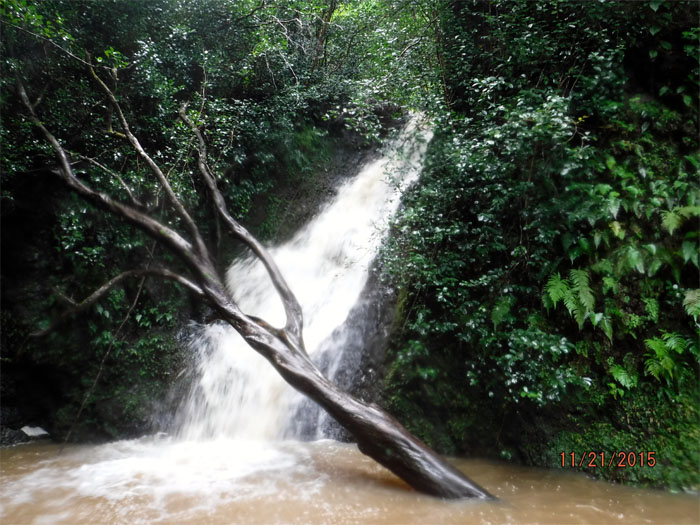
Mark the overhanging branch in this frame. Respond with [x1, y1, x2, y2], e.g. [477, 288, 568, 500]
[178, 105, 304, 344]
[16, 76, 210, 281]
[30, 268, 204, 338]
[74, 153, 144, 208]
[88, 66, 211, 261]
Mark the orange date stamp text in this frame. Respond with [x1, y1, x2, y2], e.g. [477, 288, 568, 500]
[560, 451, 656, 468]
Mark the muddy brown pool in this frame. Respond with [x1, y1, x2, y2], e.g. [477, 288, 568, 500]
[1, 438, 697, 524]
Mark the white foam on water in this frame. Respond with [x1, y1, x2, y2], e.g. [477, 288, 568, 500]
[2, 438, 328, 523]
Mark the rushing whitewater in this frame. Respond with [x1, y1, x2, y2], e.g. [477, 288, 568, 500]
[0, 117, 437, 525]
[3, 117, 699, 525]
[177, 116, 433, 441]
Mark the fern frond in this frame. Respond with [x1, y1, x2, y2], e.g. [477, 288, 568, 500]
[663, 332, 687, 354]
[661, 210, 681, 235]
[677, 205, 700, 218]
[570, 269, 595, 312]
[562, 290, 578, 316]
[645, 338, 668, 358]
[566, 296, 587, 329]
[661, 355, 675, 378]
[645, 358, 664, 381]
[545, 273, 569, 307]
[683, 289, 700, 321]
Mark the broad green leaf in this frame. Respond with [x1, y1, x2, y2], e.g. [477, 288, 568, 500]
[684, 155, 699, 169]
[568, 246, 582, 262]
[647, 258, 663, 276]
[610, 221, 625, 239]
[626, 247, 644, 273]
[595, 183, 613, 195]
[681, 241, 697, 265]
[591, 312, 604, 326]
[605, 155, 616, 171]
[579, 237, 591, 253]
[491, 296, 515, 329]
[610, 364, 637, 389]
[593, 231, 602, 248]
[602, 276, 618, 295]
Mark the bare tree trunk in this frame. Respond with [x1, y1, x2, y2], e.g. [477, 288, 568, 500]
[17, 73, 492, 500]
[234, 314, 492, 498]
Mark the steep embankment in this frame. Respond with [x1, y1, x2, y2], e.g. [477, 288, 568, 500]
[379, 1, 699, 491]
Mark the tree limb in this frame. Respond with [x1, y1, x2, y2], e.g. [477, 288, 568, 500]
[59, 241, 158, 451]
[0, 20, 109, 70]
[50, 286, 77, 307]
[73, 153, 144, 208]
[16, 76, 211, 282]
[88, 66, 211, 262]
[177, 105, 304, 345]
[30, 268, 204, 338]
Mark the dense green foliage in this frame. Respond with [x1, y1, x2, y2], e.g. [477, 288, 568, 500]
[381, 1, 699, 490]
[1, 0, 697, 492]
[1, 0, 422, 439]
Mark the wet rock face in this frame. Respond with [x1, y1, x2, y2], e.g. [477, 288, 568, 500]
[327, 269, 397, 404]
[1, 427, 31, 446]
[287, 262, 398, 441]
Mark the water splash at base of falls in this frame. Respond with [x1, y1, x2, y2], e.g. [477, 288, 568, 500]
[176, 116, 433, 441]
[3, 116, 699, 525]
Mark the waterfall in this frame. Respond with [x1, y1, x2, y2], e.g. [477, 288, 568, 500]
[176, 116, 433, 441]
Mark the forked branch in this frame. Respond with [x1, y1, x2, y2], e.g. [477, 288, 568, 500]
[178, 105, 304, 344]
[88, 66, 211, 261]
[16, 77, 208, 282]
[74, 154, 144, 208]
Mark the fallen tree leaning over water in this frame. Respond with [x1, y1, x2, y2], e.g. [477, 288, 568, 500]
[16, 69, 492, 499]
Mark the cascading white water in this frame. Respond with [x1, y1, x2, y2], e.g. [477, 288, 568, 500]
[4, 116, 699, 525]
[0, 117, 435, 525]
[177, 116, 433, 441]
